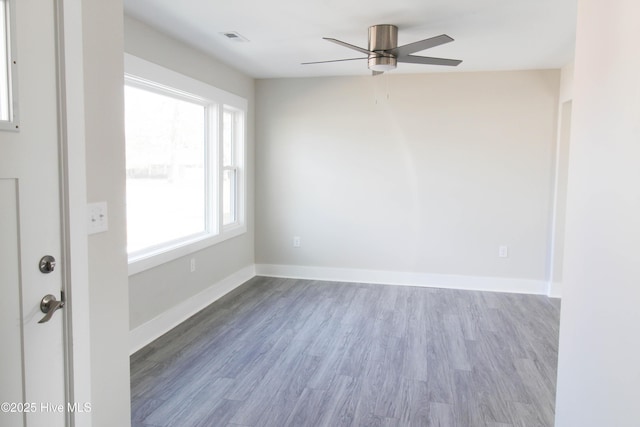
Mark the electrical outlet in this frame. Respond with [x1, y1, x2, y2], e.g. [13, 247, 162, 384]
[190, 258, 196, 272]
[293, 236, 301, 248]
[87, 202, 108, 235]
[498, 245, 509, 258]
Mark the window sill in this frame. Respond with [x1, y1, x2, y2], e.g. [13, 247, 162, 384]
[127, 224, 246, 276]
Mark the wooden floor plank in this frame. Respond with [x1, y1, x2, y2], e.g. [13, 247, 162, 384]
[131, 277, 560, 427]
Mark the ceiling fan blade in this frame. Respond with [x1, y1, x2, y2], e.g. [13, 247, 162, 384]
[397, 55, 462, 66]
[323, 37, 372, 55]
[301, 57, 368, 65]
[390, 34, 454, 57]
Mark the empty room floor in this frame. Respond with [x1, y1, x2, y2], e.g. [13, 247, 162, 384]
[131, 276, 560, 427]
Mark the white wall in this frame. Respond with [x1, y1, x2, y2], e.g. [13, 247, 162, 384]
[548, 63, 574, 297]
[558, 63, 574, 104]
[123, 16, 256, 331]
[256, 71, 560, 293]
[554, 1, 640, 426]
[82, 0, 131, 425]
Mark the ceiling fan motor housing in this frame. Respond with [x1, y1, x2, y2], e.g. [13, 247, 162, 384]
[368, 24, 398, 71]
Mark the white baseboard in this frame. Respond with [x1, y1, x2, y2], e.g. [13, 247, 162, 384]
[129, 264, 256, 354]
[547, 281, 563, 298]
[255, 264, 550, 296]
[131, 263, 557, 354]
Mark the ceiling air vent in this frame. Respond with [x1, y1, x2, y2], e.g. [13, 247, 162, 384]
[221, 31, 249, 42]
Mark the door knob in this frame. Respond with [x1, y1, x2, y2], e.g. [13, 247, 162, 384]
[38, 294, 64, 324]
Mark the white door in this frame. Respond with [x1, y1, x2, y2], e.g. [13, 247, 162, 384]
[1, 0, 67, 426]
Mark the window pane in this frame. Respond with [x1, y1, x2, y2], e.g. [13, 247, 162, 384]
[222, 109, 233, 166]
[125, 85, 206, 253]
[0, 1, 10, 121]
[222, 168, 236, 225]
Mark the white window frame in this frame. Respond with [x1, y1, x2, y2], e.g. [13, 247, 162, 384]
[0, 0, 19, 131]
[125, 54, 247, 275]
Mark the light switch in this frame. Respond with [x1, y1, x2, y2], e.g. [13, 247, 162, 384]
[87, 202, 108, 235]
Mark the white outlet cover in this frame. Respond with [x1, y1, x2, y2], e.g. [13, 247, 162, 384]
[498, 245, 509, 258]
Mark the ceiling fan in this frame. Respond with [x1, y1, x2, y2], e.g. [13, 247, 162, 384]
[302, 24, 462, 75]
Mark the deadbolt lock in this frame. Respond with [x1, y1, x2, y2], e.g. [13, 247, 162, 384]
[39, 255, 56, 274]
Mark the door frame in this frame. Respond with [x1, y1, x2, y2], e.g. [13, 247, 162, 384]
[54, 0, 92, 425]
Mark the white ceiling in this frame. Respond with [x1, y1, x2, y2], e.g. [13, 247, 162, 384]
[123, 0, 577, 79]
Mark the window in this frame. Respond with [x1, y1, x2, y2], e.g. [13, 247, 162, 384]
[124, 84, 207, 253]
[0, 0, 18, 130]
[124, 54, 247, 274]
[222, 107, 244, 226]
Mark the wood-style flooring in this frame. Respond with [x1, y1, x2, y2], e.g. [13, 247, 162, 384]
[131, 276, 561, 427]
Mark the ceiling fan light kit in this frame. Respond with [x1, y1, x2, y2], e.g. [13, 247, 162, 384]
[303, 24, 462, 75]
